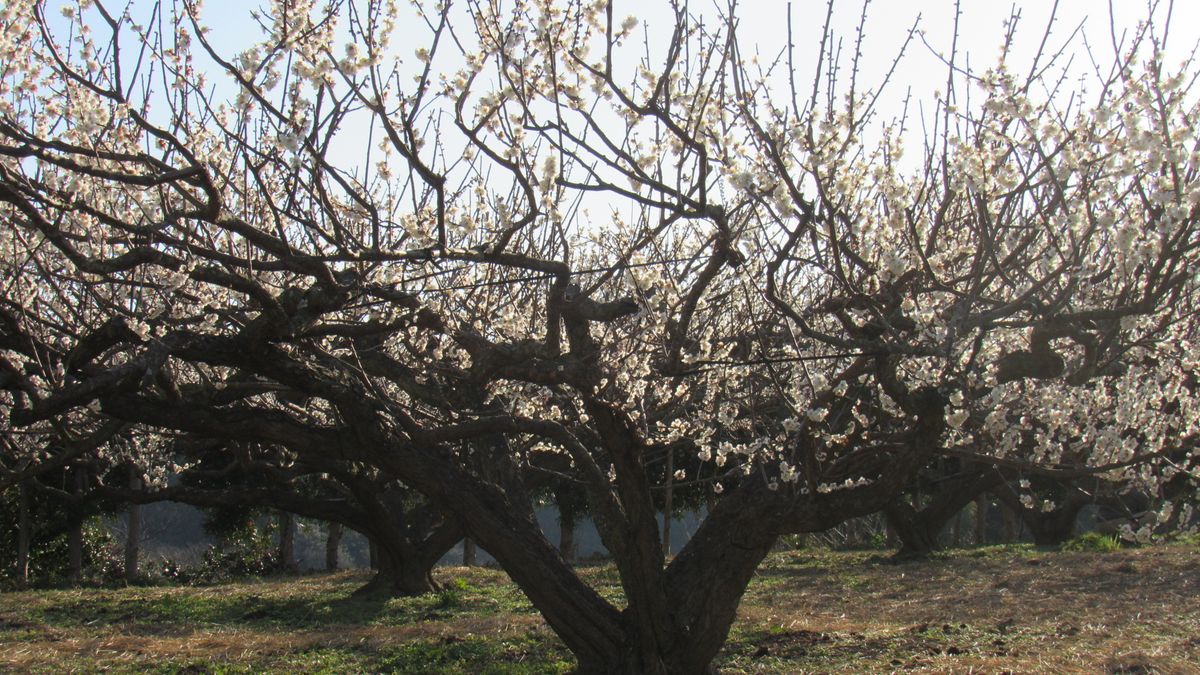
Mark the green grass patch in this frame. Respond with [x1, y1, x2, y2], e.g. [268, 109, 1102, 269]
[1060, 532, 1121, 553]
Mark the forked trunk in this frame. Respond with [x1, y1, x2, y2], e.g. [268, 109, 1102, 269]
[353, 547, 437, 597]
[353, 519, 461, 598]
[886, 468, 1005, 557]
[1025, 504, 1084, 546]
[884, 502, 943, 558]
[993, 483, 1090, 547]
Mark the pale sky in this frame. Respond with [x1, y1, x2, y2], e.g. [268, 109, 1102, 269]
[61, 0, 1197, 119]
[185, 0, 1198, 78]
[46, 0, 1200, 182]
[665, 0, 1198, 118]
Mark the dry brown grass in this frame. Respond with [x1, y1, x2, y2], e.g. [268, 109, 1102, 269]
[729, 545, 1200, 673]
[1, 544, 1198, 673]
[0, 615, 549, 672]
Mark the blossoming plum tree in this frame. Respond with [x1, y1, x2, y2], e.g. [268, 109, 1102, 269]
[2, 0, 1198, 671]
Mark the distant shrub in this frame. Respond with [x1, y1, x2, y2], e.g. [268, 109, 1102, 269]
[188, 521, 281, 584]
[158, 556, 185, 583]
[1061, 532, 1121, 553]
[81, 520, 127, 585]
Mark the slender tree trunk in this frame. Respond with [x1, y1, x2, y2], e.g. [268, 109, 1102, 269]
[559, 514, 576, 564]
[661, 450, 674, 557]
[16, 480, 30, 589]
[68, 467, 85, 586]
[325, 522, 342, 572]
[951, 507, 965, 547]
[1002, 503, 1019, 542]
[974, 495, 988, 545]
[368, 538, 379, 570]
[278, 511, 297, 572]
[462, 537, 476, 566]
[68, 522, 83, 586]
[124, 467, 141, 583]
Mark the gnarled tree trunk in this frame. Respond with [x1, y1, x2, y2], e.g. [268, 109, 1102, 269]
[884, 467, 1005, 557]
[993, 482, 1092, 546]
[883, 501, 944, 557]
[353, 546, 436, 597]
[353, 517, 461, 597]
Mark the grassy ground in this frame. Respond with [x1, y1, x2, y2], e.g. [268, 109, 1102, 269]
[1, 543, 1198, 673]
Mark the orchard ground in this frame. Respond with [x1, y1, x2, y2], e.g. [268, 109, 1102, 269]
[2, 543, 1198, 674]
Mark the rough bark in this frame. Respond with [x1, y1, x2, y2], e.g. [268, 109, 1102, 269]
[338, 482, 464, 597]
[883, 502, 943, 557]
[277, 511, 297, 572]
[325, 522, 342, 571]
[462, 537, 476, 566]
[552, 486, 585, 564]
[974, 494, 988, 545]
[600, 386, 953, 674]
[994, 483, 1091, 546]
[1002, 504, 1019, 542]
[560, 515, 576, 564]
[68, 522, 83, 586]
[353, 546, 436, 597]
[1026, 511, 1078, 546]
[885, 467, 1005, 557]
[353, 518, 462, 597]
